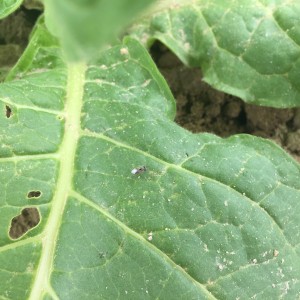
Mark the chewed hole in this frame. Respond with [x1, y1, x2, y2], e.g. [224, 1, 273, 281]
[27, 190, 42, 198]
[5, 105, 12, 118]
[9, 207, 40, 239]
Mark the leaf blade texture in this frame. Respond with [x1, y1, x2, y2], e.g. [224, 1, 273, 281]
[0, 26, 300, 299]
[0, 0, 22, 19]
[129, 0, 300, 108]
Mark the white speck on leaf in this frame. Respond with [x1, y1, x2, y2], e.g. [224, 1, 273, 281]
[184, 42, 190, 51]
[204, 244, 209, 252]
[280, 281, 290, 295]
[147, 232, 153, 241]
[120, 48, 129, 55]
[141, 79, 151, 87]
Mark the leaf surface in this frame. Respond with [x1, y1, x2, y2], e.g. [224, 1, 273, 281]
[0, 0, 22, 19]
[43, 0, 157, 61]
[129, 0, 300, 108]
[0, 26, 300, 299]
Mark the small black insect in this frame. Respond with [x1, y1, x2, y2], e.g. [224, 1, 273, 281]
[131, 166, 146, 175]
[5, 105, 12, 118]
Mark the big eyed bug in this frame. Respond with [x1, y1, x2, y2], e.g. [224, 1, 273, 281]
[131, 166, 146, 175]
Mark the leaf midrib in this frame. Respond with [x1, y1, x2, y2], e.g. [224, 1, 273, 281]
[29, 63, 87, 299]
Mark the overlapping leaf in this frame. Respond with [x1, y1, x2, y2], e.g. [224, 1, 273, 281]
[43, 0, 157, 61]
[0, 0, 22, 19]
[0, 24, 300, 299]
[129, 0, 300, 108]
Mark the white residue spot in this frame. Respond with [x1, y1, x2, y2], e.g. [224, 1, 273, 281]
[179, 29, 187, 41]
[184, 42, 191, 51]
[281, 281, 290, 295]
[141, 79, 151, 87]
[277, 268, 284, 278]
[224, 200, 228, 207]
[26, 263, 34, 273]
[147, 232, 153, 241]
[120, 48, 129, 55]
[204, 244, 209, 252]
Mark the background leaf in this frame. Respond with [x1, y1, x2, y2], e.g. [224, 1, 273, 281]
[0, 0, 23, 19]
[1, 24, 300, 299]
[43, 0, 157, 61]
[129, 0, 300, 108]
[5, 17, 60, 82]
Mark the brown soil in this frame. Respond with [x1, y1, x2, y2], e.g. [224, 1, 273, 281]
[151, 42, 300, 163]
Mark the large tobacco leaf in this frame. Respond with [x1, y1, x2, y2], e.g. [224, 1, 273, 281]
[0, 25, 300, 299]
[129, 0, 300, 108]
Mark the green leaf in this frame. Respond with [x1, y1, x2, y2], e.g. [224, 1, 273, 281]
[43, 0, 157, 61]
[1, 25, 300, 299]
[129, 0, 300, 108]
[5, 17, 60, 82]
[0, 0, 22, 19]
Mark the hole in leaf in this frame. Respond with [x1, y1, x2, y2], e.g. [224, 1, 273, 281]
[5, 105, 12, 118]
[9, 207, 40, 239]
[27, 190, 42, 198]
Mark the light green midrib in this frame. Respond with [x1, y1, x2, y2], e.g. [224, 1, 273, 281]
[29, 62, 87, 300]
